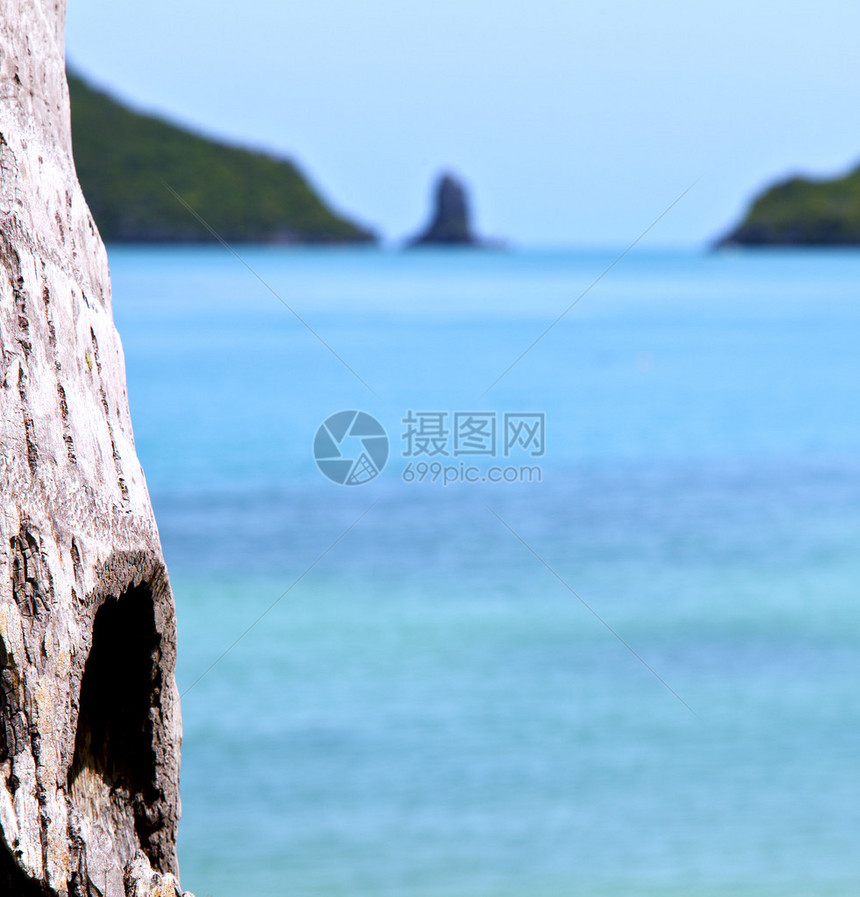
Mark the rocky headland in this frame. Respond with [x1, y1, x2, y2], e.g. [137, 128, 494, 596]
[718, 160, 860, 246]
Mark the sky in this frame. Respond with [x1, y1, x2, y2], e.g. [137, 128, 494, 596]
[66, 0, 860, 247]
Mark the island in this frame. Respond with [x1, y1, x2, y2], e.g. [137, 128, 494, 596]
[68, 71, 377, 244]
[717, 160, 860, 246]
[408, 172, 492, 247]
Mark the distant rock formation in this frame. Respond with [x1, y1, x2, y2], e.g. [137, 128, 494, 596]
[408, 172, 485, 247]
[717, 160, 860, 246]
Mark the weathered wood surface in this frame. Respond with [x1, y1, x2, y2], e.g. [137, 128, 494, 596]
[0, 2, 189, 894]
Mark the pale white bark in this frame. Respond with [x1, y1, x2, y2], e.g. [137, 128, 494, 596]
[0, 2, 189, 894]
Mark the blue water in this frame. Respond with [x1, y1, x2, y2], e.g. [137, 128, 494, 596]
[111, 247, 860, 897]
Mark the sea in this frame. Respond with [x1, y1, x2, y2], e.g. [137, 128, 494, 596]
[110, 246, 860, 897]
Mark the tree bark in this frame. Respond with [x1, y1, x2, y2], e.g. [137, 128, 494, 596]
[0, 2, 189, 894]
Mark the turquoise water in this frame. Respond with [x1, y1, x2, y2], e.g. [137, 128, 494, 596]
[111, 247, 860, 896]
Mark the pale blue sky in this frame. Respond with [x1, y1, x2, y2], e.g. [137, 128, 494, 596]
[66, 0, 860, 246]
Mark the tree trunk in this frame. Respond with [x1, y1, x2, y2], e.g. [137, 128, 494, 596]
[0, 2, 189, 894]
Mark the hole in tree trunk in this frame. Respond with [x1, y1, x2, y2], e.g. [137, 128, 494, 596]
[68, 583, 162, 865]
[0, 842, 50, 896]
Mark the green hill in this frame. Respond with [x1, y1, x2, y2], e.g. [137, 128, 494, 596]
[68, 72, 376, 244]
[718, 162, 860, 246]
